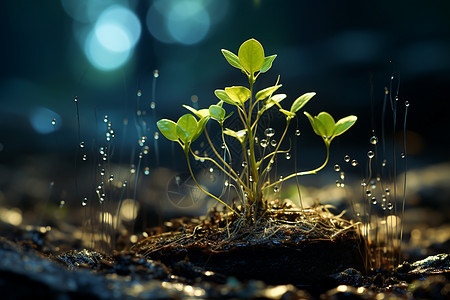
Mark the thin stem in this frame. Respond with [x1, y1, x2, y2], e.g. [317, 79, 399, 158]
[263, 141, 330, 191]
[185, 151, 238, 215]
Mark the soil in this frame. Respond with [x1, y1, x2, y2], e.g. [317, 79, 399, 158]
[0, 201, 449, 299]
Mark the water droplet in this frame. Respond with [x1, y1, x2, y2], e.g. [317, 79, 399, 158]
[295, 129, 301, 136]
[51, 119, 56, 125]
[150, 102, 156, 109]
[102, 153, 107, 161]
[361, 180, 367, 187]
[249, 175, 253, 182]
[82, 197, 88, 206]
[367, 151, 374, 159]
[370, 136, 378, 145]
[104, 115, 108, 123]
[100, 169, 105, 176]
[74, 96, 78, 102]
[340, 183, 345, 187]
[405, 101, 410, 107]
[154, 132, 159, 140]
[241, 161, 247, 168]
[153, 69, 159, 78]
[334, 164, 340, 172]
[371, 197, 377, 205]
[336, 180, 341, 187]
[82, 154, 87, 161]
[401, 152, 406, 159]
[273, 186, 279, 192]
[143, 146, 149, 155]
[351, 159, 358, 166]
[122, 181, 127, 187]
[247, 149, 251, 156]
[137, 89, 142, 97]
[285, 153, 291, 160]
[80, 142, 85, 148]
[59, 200, 65, 208]
[130, 164, 136, 174]
[387, 202, 393, 210]
[366, 190, 372, 197]
[260, 139, 268, 148]
[209, 167, 214, 173]
[264, 128, 275, 137]
[224, 180, 229, 187]
[385, 188, 390, 195]
[270, 139, 277, 147]
[109, 174, 114, 181]
[340, 172, 345, 180]
[144, 167, 150, 175]
[344, 155, 350, 163]
[382, 159, 387, 167]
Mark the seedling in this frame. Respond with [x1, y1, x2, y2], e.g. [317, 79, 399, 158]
[157, 38, 357, 218]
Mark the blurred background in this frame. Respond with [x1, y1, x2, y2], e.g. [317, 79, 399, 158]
[0, 0, 449, 251]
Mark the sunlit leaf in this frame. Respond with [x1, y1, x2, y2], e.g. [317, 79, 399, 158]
[156, 119, 178, 141]
[176, 114, 198, 143]
[255, 84, 282, 101]
[224, 128, 247, 144]
[215, 89, 239, 105]
[263, 94, 287, 111]
[290, 92, 316, 113]
[304, 111, 325, 137]
[260, 55, 277, 73]
[279, 108, 296, 120]
[238, 38, 265, 75]
[316, 112, 335, 138]
[192, 115, 210, 142]
[333, 115, 357, 137]
[183, 105, 209, 118]
[225, 86, 251, 105]
[209, 105, 226, 121]
[221, 49, 243, 70]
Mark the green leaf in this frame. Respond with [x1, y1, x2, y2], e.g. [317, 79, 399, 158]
[157, 119, 178, 141]
[192, 115, 210, 142]
[316, 112, 335, 138]
[333, 115, 357, 137]
[209, 105, 226, 121]
[290, 92, 316, 113]
[215, 89, 239, 106]
[263, 94, 287, 111]
[260, 55, 277, 73]
[224, 128, 247, 144]
[176, 114, 198, 143]
[182, 105, 210, 119]
[255, 84, 282, 101]
[304, 111, 324, 137]
[238, 38, 265, 75]
[279, 108, 296, 120]
[221, 49, 243, 70]
[225, 86, 251, 105]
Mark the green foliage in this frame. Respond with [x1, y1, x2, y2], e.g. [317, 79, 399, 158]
[157, 38, 357, 217]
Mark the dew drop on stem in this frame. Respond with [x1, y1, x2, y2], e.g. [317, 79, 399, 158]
[366, 190, 372, 197]
[51, 119, 56, 126]
[82, 197, 88, 206]
[351, 159, 358, 166]
[401, 152, 406, 159]
[334, 164, 340, 172]
[241, 161, 247, 168]
[295, 129, 301, 136]
[154, 132, 159, 140]
[59, 200, 65, 208]
[273, 186, 279, 192]
[285, 153, 291, 160]
[150, 102, 156, 109]
[100, 169, 105, 176]
[270, 139, 277, 147]
[371, 197, 377, 205]
[137, 90, 142, 97]
[144, 167, 150, 175]
[79, 141, 85, 148]
[367, 151, 374, 159]
[370, 136, 378, 145]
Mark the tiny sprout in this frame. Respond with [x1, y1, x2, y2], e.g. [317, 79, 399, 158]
[156, 38, 357, 218]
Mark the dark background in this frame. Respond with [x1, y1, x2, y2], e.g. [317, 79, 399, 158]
[0, 0, 449, 223]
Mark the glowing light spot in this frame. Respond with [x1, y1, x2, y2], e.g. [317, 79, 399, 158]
[120, 199, 139, 221]
[146, 0, 212, 45]
[30, 107, 62, 134]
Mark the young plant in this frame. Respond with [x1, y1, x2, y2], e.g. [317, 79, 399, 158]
[157, 38, 357, 218]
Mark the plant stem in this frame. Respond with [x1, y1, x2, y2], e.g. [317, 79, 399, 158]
[263, 141, 330, 192]
[185, 151, 238, 215]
